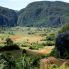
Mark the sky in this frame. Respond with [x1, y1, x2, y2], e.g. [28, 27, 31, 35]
[0, 0, 69, 10]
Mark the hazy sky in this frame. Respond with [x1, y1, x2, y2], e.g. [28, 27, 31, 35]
[0, 0, 69, 10]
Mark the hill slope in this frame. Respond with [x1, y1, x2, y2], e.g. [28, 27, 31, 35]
[17, 1, 69, 27]
[0, 6, 18, 27]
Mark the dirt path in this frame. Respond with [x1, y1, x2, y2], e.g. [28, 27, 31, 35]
[38, 46, 54, 54]
[59, 62, 67, 68]
[20, 46, 54, 55]
[10, 35, 43, 43]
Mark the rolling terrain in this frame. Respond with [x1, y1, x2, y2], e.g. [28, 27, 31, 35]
[0, 1, 69, 69]
[0, 1, 69, 27]
[18, 1, 69, 27]
[0, 6, 17, 26]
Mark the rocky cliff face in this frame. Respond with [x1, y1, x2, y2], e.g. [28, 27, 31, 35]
[0, 1, 69, 27]
[0, 6, 18, 27]
[17, 1, 69, 27]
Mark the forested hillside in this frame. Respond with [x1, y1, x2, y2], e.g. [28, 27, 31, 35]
[0, 1, 69, 27]
[0, 6, 18, 27]
[18, 1, 69, 27]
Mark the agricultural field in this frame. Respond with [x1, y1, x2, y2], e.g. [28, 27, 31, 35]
[0, 27, 69, 69]
[0, 27, 58, 46]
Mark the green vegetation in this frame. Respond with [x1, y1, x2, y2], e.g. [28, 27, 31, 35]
[18, 1, 69, 27]
[0, 26, 69, 69]
[0, 54, 17, 69]
[0, 1, 69, 69]
[0, 38, 20, 51]
[1, 1, 69, 27]
[59, 23, 69, 33]
[5, 38, 14, 46]
[0, 6, 17, 27]
[55, 24, 69, 59]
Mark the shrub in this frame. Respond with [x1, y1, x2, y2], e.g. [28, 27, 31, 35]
[59, 23, 69, 33]
[55, 31, 69, 59]
[45, 41, 55, 46]
[46, 33, 56, 41]
[29, 43, 44, 50]
[21, 44, 27, 47]
[42, 42, 47, 46]
[5, 38, 13, 46]
[29, 46, 34, 49]
[31, 56, 40, 67]
[0, 44, 20, 51]
[50, 48, 57, 57]
[22, 49, 26, 54]
[0, 54, 17, 69]
[0, 38, 20, 51]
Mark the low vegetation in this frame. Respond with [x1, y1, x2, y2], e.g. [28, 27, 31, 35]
[0, 26, 69, 69]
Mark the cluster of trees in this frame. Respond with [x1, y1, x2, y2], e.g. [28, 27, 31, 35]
[55, 23, 69, 59]
[0, 38, 40, 69]
[0, 38, 20, 51]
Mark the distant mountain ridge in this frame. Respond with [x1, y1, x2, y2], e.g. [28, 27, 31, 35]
[17, 1, 69, 27]
[0, 6, 17, 27]
[0, 1, 69, 27]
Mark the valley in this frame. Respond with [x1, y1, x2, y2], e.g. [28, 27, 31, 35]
[0, 1, 69, 69]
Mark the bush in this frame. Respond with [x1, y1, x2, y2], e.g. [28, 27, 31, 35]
[45, 41, 55, 46]
[59, 23, 69, 33]
[46, 33, 56, 41]
[55, 31, 69, 59]
[29, 43, 44, 50]
[50, 48, 57, 57]
[21, 44, 27, 47]
[0, 44, 20, 51]
[5, 38, 13, 46]
[0, 38, 20, 51]
[42, 42, 47, 46]
[22, 49, 26, 54]
[29, 46, 35, 49]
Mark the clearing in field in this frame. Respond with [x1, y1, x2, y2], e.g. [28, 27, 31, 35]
[10, 35, 43, 44]
[38, 46, 55, 54]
